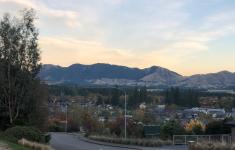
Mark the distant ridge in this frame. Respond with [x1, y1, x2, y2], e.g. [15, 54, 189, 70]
[39, 63, 235, 89]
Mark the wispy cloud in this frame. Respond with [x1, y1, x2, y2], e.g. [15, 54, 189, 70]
[0, 0, 235, 75]
[0, 0, 80, 28]
[39, 37, 142, 67]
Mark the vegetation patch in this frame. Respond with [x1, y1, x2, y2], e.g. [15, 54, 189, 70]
[89, 135, 172, 147]
[0, 141, 9, 150]
[18, 139, 53, 150]
[0, 140, 32, 150]
[3, 126, 45, 143]
[189, 142, 235, 150]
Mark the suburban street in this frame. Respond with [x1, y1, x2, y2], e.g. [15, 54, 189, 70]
[50, 133, 187, 150]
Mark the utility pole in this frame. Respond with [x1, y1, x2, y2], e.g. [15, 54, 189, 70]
[65, 104, 68, 133]
[124, 91, 127, 140]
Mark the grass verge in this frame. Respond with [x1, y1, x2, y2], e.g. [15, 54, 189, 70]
[89, 135, 172, 147]
[0, 140, 32, 150]
[18, 138, 53, 150]
[188, 142, 235, 150]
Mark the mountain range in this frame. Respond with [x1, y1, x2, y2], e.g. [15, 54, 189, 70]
[39, 63, 235, 89]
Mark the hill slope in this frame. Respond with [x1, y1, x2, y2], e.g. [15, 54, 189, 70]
[39, 63, 235, 88]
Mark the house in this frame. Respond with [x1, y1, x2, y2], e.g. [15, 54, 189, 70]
[139, 103, 146, 109]
[183, 108, 200, 120]
[207, 108, 226, 119]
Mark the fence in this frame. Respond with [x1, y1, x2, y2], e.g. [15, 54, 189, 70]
[173, 134, 231, 145]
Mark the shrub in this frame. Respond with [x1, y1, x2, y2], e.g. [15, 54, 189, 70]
[44, 134, 51, 143]
[4, 126, 44, 143]
[185, 119, 205, 135]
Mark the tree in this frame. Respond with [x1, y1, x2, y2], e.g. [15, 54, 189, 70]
[24, 81, 49, 131]
[80, 109, 101, 134]
[96, 95, 104, 105]
[108, 118, 123, 136]
[128, 87, 148, 108]
[127, 119, 144, 138]
[160, 120, 185, 140]
[110, 89, 120, 106]
[0, 9, 45, 128]
[164, 88, 199, 107]
[185, 119, 205, 135]
[205, 120, 231, 135]
[128, 87, 139, 108]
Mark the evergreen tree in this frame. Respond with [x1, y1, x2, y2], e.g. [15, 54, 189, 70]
[110, 89, 120, 106]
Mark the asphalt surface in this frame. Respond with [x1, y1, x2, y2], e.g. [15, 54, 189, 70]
[50, 133, 187, 150]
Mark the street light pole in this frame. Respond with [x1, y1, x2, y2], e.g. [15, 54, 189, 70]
[65, 104, 68, 133]
[124, 91, 127, 140]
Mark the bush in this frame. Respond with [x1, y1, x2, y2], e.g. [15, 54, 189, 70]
[44, 134, 51, 143]
[4, 126, 45, 143]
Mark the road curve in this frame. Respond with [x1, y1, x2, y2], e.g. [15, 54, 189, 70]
[50, 133, 135, 150]
[50, 133, 187, 150]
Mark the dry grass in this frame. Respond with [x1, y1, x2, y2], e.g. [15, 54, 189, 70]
[0, 146, 9, 150]
[189, 142, 235, 150]
[18, 139, 53, 150]
[0, 142, 10, 150]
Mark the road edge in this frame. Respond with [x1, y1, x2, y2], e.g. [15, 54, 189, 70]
[71, 133, 142, 150]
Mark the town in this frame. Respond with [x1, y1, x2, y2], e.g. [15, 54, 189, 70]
[1, 1, 235, 150]
[48, 86, 235, 146]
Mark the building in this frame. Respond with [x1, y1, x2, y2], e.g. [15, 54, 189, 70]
[143, 125, 160, 138]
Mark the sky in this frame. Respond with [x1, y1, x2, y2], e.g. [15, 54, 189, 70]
[0, 0, 235, 75]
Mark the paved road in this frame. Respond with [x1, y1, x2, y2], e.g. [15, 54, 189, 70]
[50, 133, 187, 150]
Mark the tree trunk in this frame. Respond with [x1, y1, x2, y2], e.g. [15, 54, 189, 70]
[7, 61, 13, 124]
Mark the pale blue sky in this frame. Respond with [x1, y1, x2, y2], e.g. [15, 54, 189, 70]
[0, 0, 234, 75]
